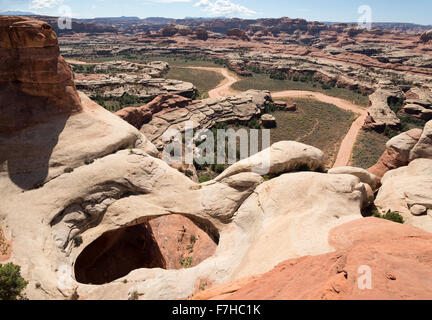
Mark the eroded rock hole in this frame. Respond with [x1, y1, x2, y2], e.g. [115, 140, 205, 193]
[74, 215, 219, 285]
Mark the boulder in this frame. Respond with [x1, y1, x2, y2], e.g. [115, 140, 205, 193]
[368, 129, 422, 178]
[402, 104, 432, 121]
[328, 166, 378, 190]
[214, 141, 325, 181]
[410, 205, 427, 216]
[410, 120, 432, 161]
[260, 114, 276, 128]
[375, 159, 432, 232]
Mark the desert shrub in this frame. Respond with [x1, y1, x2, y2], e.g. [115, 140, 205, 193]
[180, 256, 193, 269]
[263, 103, 277, 114]
[269, 71, 286, 80]
[373, 210, 404, 224]
[211, 164, 225, 174]
[198, 175, 212, 184]
[185, 170, 194, 177]
[247, 119, 261, 129]
[0, 263, 28, 300]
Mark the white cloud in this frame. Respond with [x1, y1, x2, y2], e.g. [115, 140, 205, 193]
[30, 0, 64, 9]
[195, 0, 256, 17]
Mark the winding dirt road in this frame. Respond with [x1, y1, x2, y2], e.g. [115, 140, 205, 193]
[187, 66, 367, 168]
[184, 66, 240, 98]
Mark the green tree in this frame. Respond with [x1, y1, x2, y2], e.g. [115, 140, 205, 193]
[0, 263, 28, 300]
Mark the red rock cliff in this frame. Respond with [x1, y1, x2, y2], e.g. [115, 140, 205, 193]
[0, 16, 82, 134]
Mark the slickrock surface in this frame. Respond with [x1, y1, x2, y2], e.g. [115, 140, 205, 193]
[214, 141, 325, 182]
[193, 218, 432, 300]
[141, 90, 271, 149]
[328, 166, 378, 190]
[75, 72, 196, 100]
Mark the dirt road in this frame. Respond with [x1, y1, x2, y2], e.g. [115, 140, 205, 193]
[184, 66, 240, 98]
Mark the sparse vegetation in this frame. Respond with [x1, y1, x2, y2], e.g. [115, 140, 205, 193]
[351, 129, 389, 168]
[128, 291, 139, 300]
[180, 256, 193, 269]
[166, 67, 225, 99]
[0, 263, 28, 300]
[232, 72, 370, 107]
[193, 98, 354, 180]
[373, 210, 405, 224]
[94, 93, 151, 112]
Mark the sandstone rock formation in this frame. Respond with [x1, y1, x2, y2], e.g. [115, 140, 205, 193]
[0, 22, 370, 296]
[2, 16, 432, 302]
[0, 16, 82, 134]
[363, 88, 402, 131]
[75, 72, 196, 101]
[260, 114, 276, 128]
[141, 90, 272, 149]
[420, 30, 432, 43]
[368, 129, 422, 178]
[403, 87, 432, 121]
[410, 120, 432, 161]
[0, 16, 157, 194]
[214, 141, 325, 182]
[328, 166, 378, 190]
[375, 159, 432, 232]
[193, 218, 432, 300]
[115, 94, 192, 129]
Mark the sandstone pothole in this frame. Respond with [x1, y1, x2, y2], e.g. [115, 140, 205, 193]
[74, 214, 219, 285]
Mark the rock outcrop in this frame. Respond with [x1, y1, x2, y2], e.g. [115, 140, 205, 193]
[0, 16, 157, 194]
[260, 114, 277, 128]
[420, 30, 432, 43]
[403, 87, 432, 121]
[368, 129, 422, 178]
[193, 218, 432, 300]
[0, 16, 82, 134]
[409, 120, 432, 161]
[75, 73, 196, 100]
[115, 94, 192, 129]
[328, 166, 378, 190]
[214, 141, 325, 182]
[375, 159, 432, 232]
[363, 89, 402, 131]
[141, 90, 272, 149]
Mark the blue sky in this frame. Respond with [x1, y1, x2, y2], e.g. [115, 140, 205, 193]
[1, 0, 431, 25]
